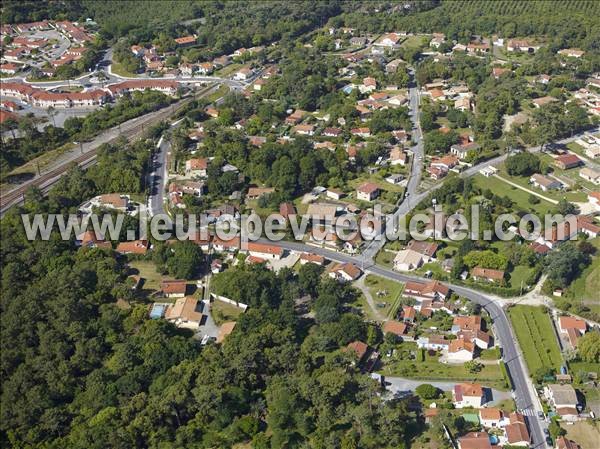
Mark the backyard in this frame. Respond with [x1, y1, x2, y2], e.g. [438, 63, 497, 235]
[565, 421, 600, 449]
[211, 300, 245, 326]
[128, 260, 164, 291]
[380, 342, 509, 390]
[507, 305, 563, 375]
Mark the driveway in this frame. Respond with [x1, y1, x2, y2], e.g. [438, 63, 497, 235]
[383, 376, 512, 405]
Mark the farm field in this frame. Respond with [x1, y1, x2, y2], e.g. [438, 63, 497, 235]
[507, 305, 563, 375]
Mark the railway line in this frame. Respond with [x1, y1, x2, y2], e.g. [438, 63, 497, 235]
[0, 84, 215, 216]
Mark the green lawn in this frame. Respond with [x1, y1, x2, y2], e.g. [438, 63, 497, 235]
[563, 241, 600, 316]
[205, 84, 230, 103]
[474, 174, 554, 215]
[128, 260, 163, 291]
[364, 274, 404, 319]
[507, 305, 563, 375]
[380, 342, 509, 390]
[375, 249, 395, 269]
[508, 265, 535, 290]
[214, 63, 243, 77]
[111, 61, 139, 78]
[211, 300, 244, 326]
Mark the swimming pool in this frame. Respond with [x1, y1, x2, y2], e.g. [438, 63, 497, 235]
[150, 303, 167, 319]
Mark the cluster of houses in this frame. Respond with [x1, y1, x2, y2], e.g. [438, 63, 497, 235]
[129, 37, 264, 79]
[0, 79, 178, 109]
[0, 20, 94, 74]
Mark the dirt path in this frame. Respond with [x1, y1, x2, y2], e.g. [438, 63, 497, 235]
[354, 275, 386, 321]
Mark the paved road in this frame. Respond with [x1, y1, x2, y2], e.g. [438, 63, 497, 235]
[147, 84, 228, 218]
[255, 237, 548, 447]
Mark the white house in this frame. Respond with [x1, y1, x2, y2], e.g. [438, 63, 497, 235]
[165, 296, 204, 330]
[356, 182, 380, 201]
[453, 383, 485, 408]
[446, 338, 475, 363]
[393, 249, 424, 271]
[245, 242, 284, 260]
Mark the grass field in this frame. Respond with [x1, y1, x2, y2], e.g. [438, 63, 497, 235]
[564, 242, 600, 316]
[205, 84, 230, 103]
[364, 274, 404, 319]
[214, 63, 243, 77]
[507, 305, 563, 375]
[380, 342, 509, 390]
[474, 175, 554, 215]
[128, 260, 164, 291]
[565, 421, 600, 449]
[211, 300, 244, 326]
[110, 61, 139, 78]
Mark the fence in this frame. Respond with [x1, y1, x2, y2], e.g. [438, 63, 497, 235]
[210, 293, 249, 311]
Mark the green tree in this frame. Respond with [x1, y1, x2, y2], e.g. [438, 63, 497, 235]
[577, 331, 600, 363]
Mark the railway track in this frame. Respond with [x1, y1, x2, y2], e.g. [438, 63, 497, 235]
[0, 84, 216, 216]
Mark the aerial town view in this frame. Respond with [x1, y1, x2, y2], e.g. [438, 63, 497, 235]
[0, 1, 599, 448]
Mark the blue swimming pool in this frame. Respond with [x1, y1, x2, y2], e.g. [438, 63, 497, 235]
[489, 435, 499, 445]
[150, 303, 167, 319]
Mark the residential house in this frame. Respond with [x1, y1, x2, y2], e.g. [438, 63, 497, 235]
[401, 306, 416, 324]
[245, 242, 284, 260]
[558, 316, 587, 348]
[453, 383, 485, 408]
[452, 315, 482, 333]
[360, 77, 377, 93]
[299, 253, 326, 266]
[293, 124, 315, 135]
[554, 153, 583, 170]
[530, 174, 562, 191]
[326, 188, 345, 200]
[471, 267, 505, 283]
[507, 39, 540, 52]
[451, 142, 479, 159]
[386, 174, 404, 185]
[392, 129, 408, 143]
[378, 33, 402, 47]
[558, 48, 585, 58]
[356, 182, 380, 201]
[346, 341, 369, 364]
[185, 158, 208, 178]
[76, 230, 111, 249]
[479, 408, 504, 428]
[247, 187, 275, 199]
[543, 384, 579, 420]
[211, 259, 223, 274]
[382, 320, 408, 339]
[390, 147, 408, 165]
[407, 240, 439, 260]
[447, 338, 475, 362]
[385, 58, 404, 73]
[115, 240, 149, 255]
[504, 412, 530, 447]
[467, 42, 490, 54]
[160, 279, 187, 298]
[579, 167, 600, 185]
[393, 249, 424, 271]
[106, 80, 178, 96]
[351, 127, 371, 138]
[417, 336, 450, 351]
[233, 67, 253, 81]
[454, 97, 472, 111]
[96, 194, 129, 211]
[329, 263, 362, 282]
[285, 109, 307, 125]
[403, 280, 450, 301]
[323, 127, 342, 137]
[165, 296, 204, 330]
